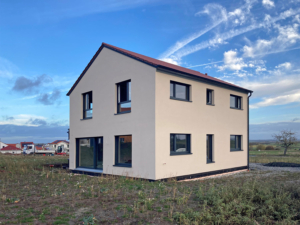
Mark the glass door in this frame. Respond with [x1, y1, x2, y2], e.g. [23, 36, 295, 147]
[77, 137, 103, 170]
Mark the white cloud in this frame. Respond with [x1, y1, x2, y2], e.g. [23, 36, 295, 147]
[171, 8, 300, 61]
[243, 23, 300, 58]
[262, 0, 275, 8]
[0, 114, 46, 126]
[294, 15, 300, 23]
[276, 62, 292, 70]
[218, 50, 248, 71]
[250, 91, 300, 108]
[159, 0, 256, 60]
[159, 58, 179, 65]
[0, 57, 18, 78]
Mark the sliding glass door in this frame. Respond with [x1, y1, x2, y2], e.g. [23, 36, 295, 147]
[76, 137, 103, 170]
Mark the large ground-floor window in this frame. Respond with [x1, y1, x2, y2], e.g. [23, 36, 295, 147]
[170, 134, 191, 155]
[76, 137, 103, 169]
[115, 135, 132, 167]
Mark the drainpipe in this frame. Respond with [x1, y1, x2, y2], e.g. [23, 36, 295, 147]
[247, 91, 252, 171]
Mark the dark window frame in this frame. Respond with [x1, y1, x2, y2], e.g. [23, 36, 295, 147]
[170, 81, 190, 101]
[206, 134, 214, 163]
[230, 135, 242, 151]
[115, 135, 132, 167]
[76, 136, 103, 170]
[117, 80, 131, 114]
[170, 133, 191, 155]
[82, 91, 93, 119]
[206, 89, 214, 105]
[230, 94, 242, 109]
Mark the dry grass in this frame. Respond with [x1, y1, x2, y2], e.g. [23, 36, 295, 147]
[250, 149, 300, 164]
[0, 154, 300, 224]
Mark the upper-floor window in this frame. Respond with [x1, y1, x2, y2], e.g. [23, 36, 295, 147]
[170, 134, 191, 155]
[117, 80, 131, 114]
[230, 135, 242, 151]
[83, 91, 93, 119]
[207, 89, 214, 105]
[230, 95, 241, 109]
[170, 81, 190, 101]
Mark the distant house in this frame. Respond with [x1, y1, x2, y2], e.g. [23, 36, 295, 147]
[49, 140, 69, 151]
[7, 143, 21, 149]
[67, 42, 252, 180]
[1, 146, 22, 154]
[0, 141, 8, 149]
[20, 142, 34, 150]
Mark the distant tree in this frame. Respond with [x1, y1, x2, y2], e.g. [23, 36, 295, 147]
[273, 130, 297, 156]
[256, 144, 266, 150]
[265, 145, 274, 150]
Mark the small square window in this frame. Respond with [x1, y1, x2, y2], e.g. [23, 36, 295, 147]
[83, 91, 93, 119]
[207, 89, 214, 105]
[170, 81, 190, 101]
[230, 135, 242, 151]
[170, 134, 191, 155]
[117, 80, 131, 113]
[115, 135, 132, 167]
[230, 95, 242, 109]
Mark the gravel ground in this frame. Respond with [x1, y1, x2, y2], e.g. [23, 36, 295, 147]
[250, 163, 300, 172]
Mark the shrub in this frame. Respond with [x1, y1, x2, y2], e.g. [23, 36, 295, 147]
[256, 144, 266, 150]
[265, 145, 275, 150]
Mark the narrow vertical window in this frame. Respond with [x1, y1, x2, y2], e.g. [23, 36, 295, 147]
[170, 81, 190, 101]
[207, 135, 213, 163]
[230, 135, 242, 151]
[115, 135, 132, 167]
[117, 80, 131, 113]
[83, 91, 93, 119]
[230, 95, 242, 109]
[207, 89, 214, 105]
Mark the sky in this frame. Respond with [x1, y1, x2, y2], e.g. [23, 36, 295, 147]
[0, 0, 300, 143]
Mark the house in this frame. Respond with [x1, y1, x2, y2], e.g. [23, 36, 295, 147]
[1, 145, 22, 154]
[0, 141, 8, 149]
[67, 43, 253, 180]
[49, 140, 69, 151]
[7, 143, 21, 149]
[20, 142, 34, 150]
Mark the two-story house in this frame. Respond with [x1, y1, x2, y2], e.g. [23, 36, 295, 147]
[67, 43, 252, 180]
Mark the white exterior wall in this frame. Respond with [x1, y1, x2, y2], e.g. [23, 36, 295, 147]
[0, 142, 8, 149]
[155, 70, 248, 179]
[69, 47, 156, 180]
[1, 150, 22, 154]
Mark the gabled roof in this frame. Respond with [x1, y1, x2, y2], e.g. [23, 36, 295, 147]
[67, 43, 252, 96]
[7, 144, 17, 148]
[50, 140, 69, 144]
[1, 146, 22, 151]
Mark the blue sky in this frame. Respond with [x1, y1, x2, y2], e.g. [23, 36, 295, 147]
[0, 0, 300, 143]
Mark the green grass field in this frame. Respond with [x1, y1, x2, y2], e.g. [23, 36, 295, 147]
[250, 142, 300, 164]
[0, 154, 300, 224]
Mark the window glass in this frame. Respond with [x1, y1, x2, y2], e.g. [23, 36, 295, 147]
[230, 96, 236, 108]
[170, 134, 190, 154]
[207, 135, 213, 162]
[83, 92, 93, 118]
[79, 138, 94, 168]
[230, 135, 241, 150]
[175, 84, 187, 99]
[117, 135, 132, 165]
[175, 134, 187, 152]
[170, 83, 174, 97]
[230, 135, 236, 149]
[207, 90, 213, 104]
[96, 138, 103, 169]
[117, 81, 131, 113]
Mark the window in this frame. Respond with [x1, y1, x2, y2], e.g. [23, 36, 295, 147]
[230, 135, 242, 151]
[117, 80, 131, 113]
[83, 91, 93, 118]
[230, 95, 242, 109]
[76, 137, 103, 169]
[170, 81, 190, 101]
[170, 134, 191, 155]
[207, 89, 214, 105]
[115, 135, 132, 167]
[207, 135, 213, 163]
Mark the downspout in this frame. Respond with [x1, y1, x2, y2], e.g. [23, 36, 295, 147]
[247, 92, 252, 171]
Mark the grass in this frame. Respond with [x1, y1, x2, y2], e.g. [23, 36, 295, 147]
[0, 154, 300, 224]
[250, 142, 300, 164]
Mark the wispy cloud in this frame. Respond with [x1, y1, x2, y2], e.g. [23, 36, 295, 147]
[250, 92, 300, 108]
[0, 57, 18, 78]
[159, 0, 256, 64]
[262, 0, 275, 9]
[170, 7, 300, 61]
[187, 60, 223, 68]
